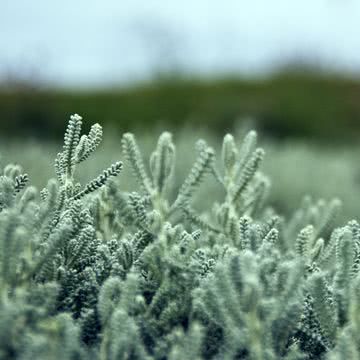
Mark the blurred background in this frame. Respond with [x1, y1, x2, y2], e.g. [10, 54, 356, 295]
[1, 0, 360, 219]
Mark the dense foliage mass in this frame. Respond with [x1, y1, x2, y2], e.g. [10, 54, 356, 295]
[0, 114, 359, 359]
[1, 72, 360, 140]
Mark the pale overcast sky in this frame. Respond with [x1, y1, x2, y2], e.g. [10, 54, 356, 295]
[1, 0, 359, 87]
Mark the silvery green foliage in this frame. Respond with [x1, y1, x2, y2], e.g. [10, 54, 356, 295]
[0, 114, 360, 359]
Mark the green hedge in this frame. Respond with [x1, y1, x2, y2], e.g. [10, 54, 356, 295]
[0, 72, 359, 140]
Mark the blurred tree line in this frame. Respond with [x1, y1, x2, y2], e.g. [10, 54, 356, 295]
[0, 71, 359, 141]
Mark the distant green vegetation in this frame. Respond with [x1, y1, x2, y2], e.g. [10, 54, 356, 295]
[1, 71, 360, 141]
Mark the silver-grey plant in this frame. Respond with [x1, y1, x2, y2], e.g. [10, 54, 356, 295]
[0, 114, 358, 360]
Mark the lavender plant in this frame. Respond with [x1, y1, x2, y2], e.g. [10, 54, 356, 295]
[0, 114, 359, 359]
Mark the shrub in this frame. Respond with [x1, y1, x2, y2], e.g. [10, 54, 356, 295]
[0, 114, 359, 359]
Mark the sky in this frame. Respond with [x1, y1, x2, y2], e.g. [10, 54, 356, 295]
[1, 0, 360, 87]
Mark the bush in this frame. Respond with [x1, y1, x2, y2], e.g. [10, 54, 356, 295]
[0, 114, 359, 359]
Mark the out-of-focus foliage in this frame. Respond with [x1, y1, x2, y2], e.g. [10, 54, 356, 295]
[1, 114, 360, 359]
[1, 131, 359, 223]
[1, 71, 360, 140]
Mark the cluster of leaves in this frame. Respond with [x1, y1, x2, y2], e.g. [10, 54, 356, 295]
[0, 114, 359, 359]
